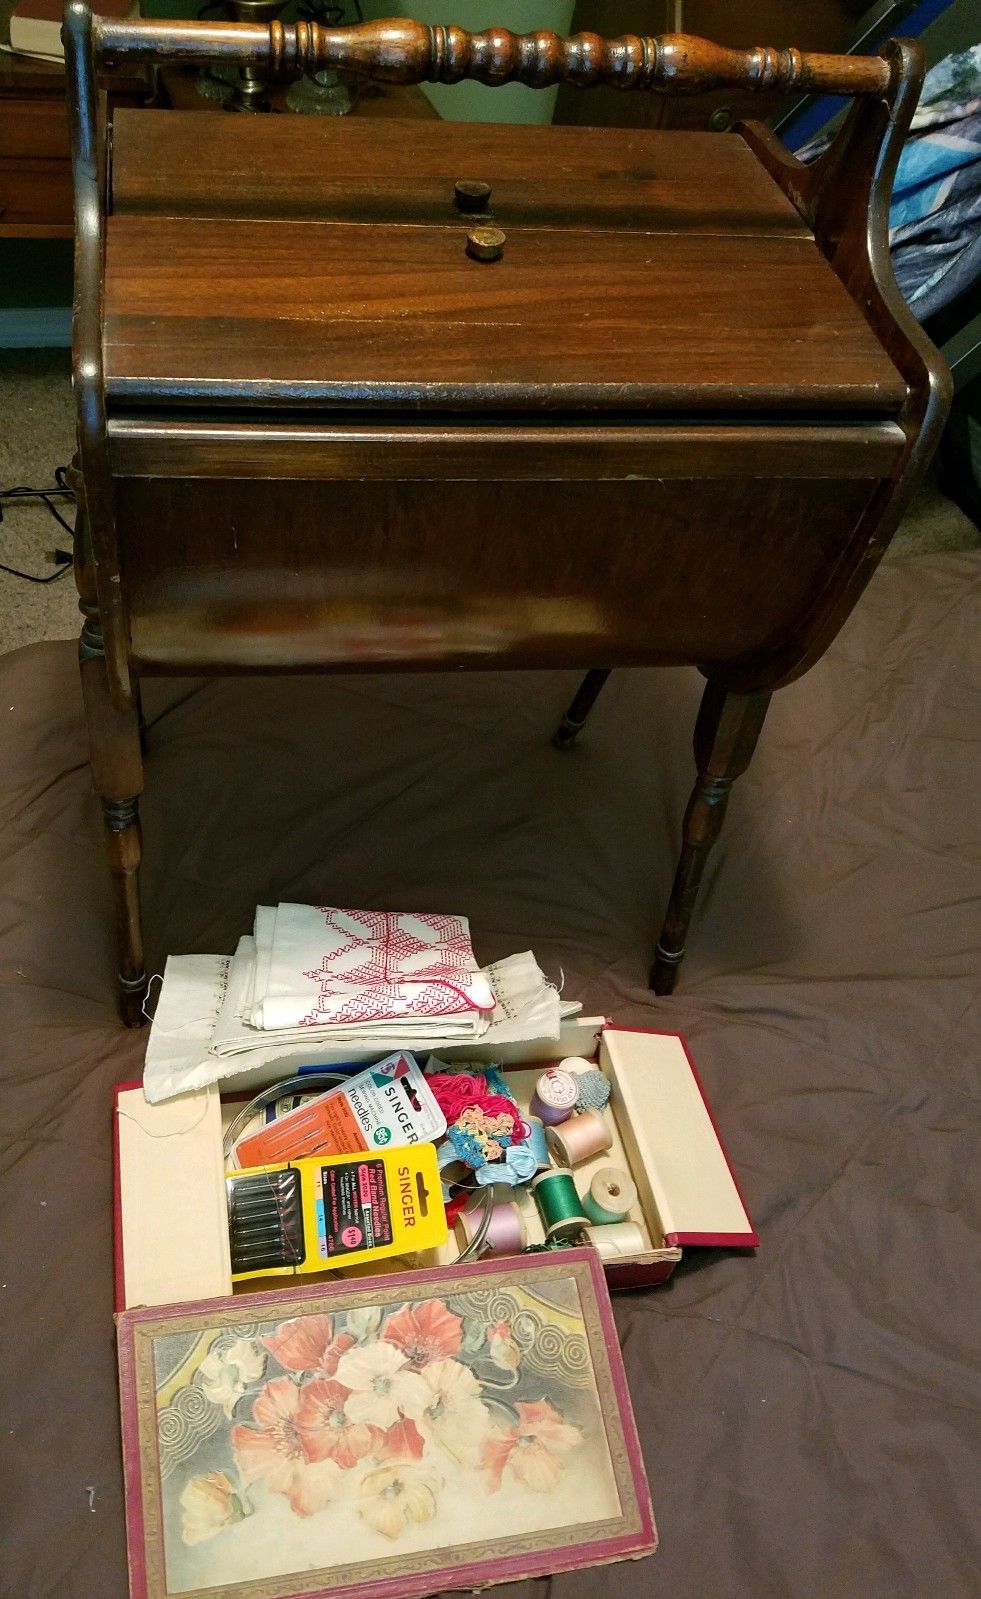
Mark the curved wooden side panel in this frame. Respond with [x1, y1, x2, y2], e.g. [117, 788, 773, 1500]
[93, 15, 890, 99]
[64, 0, 132, 706]
[733, 38, 952, 694]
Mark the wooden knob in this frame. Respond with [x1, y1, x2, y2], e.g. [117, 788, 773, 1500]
[466, 225, 506, 262]
[455, 179, 492, 213]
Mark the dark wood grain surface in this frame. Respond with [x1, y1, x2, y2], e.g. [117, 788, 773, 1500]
[0, 42, 144, 238]
[106, 418, 905, 482]
[110, 111, 809, 234]
[103, 213, 905, 412]
[64, 5, 948, 1008]
[114, 473, 880, 674]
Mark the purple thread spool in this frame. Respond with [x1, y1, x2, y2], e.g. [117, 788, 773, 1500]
[530, 1068, 579, 1126]
[458, 1200, 527, 1257]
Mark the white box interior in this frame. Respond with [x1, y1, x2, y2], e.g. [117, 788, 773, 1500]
[116, 1029, 758, 1310]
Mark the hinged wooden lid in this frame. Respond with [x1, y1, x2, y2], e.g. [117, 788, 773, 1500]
[104, 111, 906, 417]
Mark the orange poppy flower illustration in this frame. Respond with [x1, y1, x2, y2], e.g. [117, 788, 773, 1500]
[381, 1298, 463, 1368]
[481, 1398, 583, 1493]
[231, 1378, 344, 1517]
[261, 1314, 355, 1377]
[294, 1378, 383, 1470]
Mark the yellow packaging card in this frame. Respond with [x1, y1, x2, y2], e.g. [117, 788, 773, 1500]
[228, 1143, 447, 1280]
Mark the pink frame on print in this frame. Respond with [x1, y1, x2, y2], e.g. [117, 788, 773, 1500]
[117, 1248, 656, 1599]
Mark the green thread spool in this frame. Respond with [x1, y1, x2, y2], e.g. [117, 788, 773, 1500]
[530, 1167, 588, 1241]
[581, 1166, 637, 1226]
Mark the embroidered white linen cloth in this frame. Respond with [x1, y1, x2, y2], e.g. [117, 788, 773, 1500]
[250, 904, 496, 1032]
[142, 947, 577, 1101]
[209, 935, 494, 1058]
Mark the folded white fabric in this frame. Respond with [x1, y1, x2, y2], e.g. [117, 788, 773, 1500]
[142, 947, 576, 1101]
[209, 935, 489, 1058]
[250, 904, 495, 1032]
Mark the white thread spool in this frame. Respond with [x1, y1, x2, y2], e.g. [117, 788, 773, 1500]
[585, 1221, 646, 1260]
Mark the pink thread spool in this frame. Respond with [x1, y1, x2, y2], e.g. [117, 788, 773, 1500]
[530, 1068, 579, 1126]
[457, 1200, 527, 1258]
[545, 1108, 612, 1167]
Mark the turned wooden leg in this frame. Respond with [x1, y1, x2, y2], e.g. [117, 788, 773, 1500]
[553, 668, 612, 750]
[79, 640, 147, 1027]
[651, 680, 771, 995]
[135, 679, 148, 756]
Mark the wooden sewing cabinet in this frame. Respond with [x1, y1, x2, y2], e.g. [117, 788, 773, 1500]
[65, 11, 949, 1022]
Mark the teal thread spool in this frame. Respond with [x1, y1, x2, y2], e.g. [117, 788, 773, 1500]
[530, 1167, 588, 1241]
[525, 1115, 550, 1171]
[581, 1167, 637, 1226]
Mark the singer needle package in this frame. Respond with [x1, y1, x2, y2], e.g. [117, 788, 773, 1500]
[232, 1051, 446, 1168]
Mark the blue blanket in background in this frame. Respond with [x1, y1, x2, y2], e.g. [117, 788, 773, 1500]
[798, 45, 981, 321]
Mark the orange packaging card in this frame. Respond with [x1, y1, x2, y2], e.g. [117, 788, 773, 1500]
[232, 1052, 446, 1168]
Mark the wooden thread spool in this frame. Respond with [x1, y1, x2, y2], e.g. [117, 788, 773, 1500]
[457, 1200, 527, 1257]
[585, 1221, 646, 1260]
[525, 1114, 551, 1170]
[545, 1107, 612, 1167]
[530, 1067, 579, 1126]
[530, 1168, 589, 1240]
[581, 1166, 637, 1225]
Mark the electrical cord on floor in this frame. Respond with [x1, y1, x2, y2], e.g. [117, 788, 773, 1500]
[0, 465, 75, 583]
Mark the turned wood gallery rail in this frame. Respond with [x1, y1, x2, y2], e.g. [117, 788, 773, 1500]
[63, 7, 949, 1022]
[89, 16, 892, 100]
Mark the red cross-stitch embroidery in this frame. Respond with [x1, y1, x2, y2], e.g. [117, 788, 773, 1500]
[297, 908, 487, 1026]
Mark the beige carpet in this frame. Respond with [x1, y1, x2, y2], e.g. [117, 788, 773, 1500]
[1, 347, 978, 657]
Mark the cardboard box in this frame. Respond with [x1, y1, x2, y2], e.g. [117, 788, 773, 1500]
[114, 1028, 756, 1310]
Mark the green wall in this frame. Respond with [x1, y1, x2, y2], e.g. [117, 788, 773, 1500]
[359, 2, 575, 123]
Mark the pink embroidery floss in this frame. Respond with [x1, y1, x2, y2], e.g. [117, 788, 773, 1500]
[426, 1072, 489, 1123]
[427, 1075, 528, 1169]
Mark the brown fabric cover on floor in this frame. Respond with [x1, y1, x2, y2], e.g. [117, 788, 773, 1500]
[1, 552, 978, 1599]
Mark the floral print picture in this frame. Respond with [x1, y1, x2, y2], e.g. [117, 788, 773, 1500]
[125, 1261, 642, 1598]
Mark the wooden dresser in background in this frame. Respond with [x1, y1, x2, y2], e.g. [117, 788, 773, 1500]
[0, 51, 146, 235]
[0, 48, 433, 237]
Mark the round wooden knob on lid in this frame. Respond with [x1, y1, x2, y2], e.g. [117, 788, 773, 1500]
[454, 179, 492, 213]
[466, 226, 506, 262]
